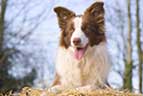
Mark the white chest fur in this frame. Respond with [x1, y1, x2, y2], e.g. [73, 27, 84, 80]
[56, 42, 111, 88]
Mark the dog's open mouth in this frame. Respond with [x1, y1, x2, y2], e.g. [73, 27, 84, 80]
[73, 45, 88, 60]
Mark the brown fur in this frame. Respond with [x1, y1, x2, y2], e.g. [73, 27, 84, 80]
[54, 7, 75, 29]
[82, 2, 105, 46]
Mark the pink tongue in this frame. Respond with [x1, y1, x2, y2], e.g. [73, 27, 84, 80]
[74, 48, 85, 60]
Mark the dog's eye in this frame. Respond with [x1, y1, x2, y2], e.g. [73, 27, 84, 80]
[63, 31, 67, 36]
[69, 26, 74, 32]
[81, 26, 86, 31]
[82, 25, 89, 34]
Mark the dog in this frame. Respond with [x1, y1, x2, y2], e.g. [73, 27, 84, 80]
[50, 1, 111, 92]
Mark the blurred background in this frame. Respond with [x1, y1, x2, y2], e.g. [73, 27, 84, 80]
[0, 0, 143, 93]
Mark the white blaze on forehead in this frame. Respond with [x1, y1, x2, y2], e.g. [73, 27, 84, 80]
[71, 17, 89, 47]
[74, 17, 82, 29]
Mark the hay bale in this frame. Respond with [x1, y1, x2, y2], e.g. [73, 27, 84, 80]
[19, 87, 55, 96]
[18, 87, 142, 96]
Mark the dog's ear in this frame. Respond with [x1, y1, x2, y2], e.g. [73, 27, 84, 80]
[84, 2, 104, 16]
[84, 1, 105, 34]
[54, 7, 75, 29]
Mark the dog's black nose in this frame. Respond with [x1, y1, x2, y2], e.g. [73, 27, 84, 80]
[73, 38, 81, 45]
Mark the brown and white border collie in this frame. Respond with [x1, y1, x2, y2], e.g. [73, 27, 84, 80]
[50, 1, 111, 92]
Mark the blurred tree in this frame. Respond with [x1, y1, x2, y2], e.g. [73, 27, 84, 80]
[136, 0, 142, 93]
[123, 0, 133, 91]
[0, 0, 6, 49]
[105, 0, 143, 92]
[0, 0, 48, 92]
[0, 1, 36, 91]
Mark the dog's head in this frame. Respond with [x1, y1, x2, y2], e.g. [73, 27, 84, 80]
[54, 1, 105, 60]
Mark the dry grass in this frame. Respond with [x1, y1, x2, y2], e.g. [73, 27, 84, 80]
[17, 87, 142, 96]
[0, 91, 13, 96]
[0, 87, 142, 96]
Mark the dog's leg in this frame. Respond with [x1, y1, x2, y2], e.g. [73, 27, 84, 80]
[52, 73, 61, 86]
[48, 73, 64, 93]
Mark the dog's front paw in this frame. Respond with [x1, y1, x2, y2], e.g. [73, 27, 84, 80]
[76, 85, 93, 92]
[48, 85, 63, 93]
[76, 85, 102, 92]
